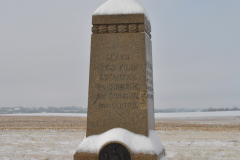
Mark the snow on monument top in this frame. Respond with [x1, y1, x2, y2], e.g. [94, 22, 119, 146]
[93, 0, 150, 22]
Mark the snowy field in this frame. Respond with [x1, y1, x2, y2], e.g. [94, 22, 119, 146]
[155, 111, 240, 118]
[0, 111, 240, 160]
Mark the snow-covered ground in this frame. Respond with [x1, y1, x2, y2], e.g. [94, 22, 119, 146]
[0, 129, 84, 160]
[158, 130, 240, 160]
[0, 129, 239, 160]
[155, 111, 240, 118]
[0, 111, 239, 159]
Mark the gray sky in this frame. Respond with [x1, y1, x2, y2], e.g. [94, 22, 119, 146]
[0, 0, 239, 109]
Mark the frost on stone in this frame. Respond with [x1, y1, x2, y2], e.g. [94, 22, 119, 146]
[77, 128, 164, 155]
[93, 0, 150, 21]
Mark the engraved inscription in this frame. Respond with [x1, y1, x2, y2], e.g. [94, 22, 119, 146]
[98, 64, 116, 71]
[98, 63, 138, 71]
[96, 92, 139, 100]
[147, 78, 153, 85]
[100, 74, 137, 81]
[98, 102, 137, 109]
[147, 86, 153, 92]
[147, 62, 152, 70]
[146, 61, 154, 99]
[148, 94, 154, 100]
[146, 70, 152, 77]
[140, 91, 147, 110]
[96, 93, 106, 100]
[119, 63, 138, 71]
[93, 51, 154, 109]
[109, 92, 139, 100]
[97, 83, 140, 91]
[106, 53, 129, 61]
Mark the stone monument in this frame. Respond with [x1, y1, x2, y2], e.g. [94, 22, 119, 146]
[74, 0, 166, 160]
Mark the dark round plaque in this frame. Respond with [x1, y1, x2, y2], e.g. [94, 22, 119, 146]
[99, 143, 131, 160]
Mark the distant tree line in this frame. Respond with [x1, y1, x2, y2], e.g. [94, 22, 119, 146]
[0, 106, 87, 114]
[154, 107, 240, 113]
[202, 107, 240, 112]
[154, 108, 201, 113]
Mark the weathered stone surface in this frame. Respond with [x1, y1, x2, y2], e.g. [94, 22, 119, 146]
[132, 153, 163, 160]
[86, 14, 154, 137]
[74, 152, 98, 160]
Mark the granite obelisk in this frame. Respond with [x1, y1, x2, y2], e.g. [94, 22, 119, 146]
[86, 14, 154, 137]
[74, 1, 166, 160]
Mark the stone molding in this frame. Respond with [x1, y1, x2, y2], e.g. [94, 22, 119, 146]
[92, 14, 151, 38]
[92, 23, 151, 38]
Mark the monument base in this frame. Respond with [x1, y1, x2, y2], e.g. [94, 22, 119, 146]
[74, 151, 165, 160]
[74, 152, 97, 160]
[73, 128, 166, 160]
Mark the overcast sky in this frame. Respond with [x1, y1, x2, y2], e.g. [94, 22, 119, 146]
[0, 0, 239, 109]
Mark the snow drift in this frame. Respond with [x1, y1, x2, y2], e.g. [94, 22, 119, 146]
[77, 128, 164, 155]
